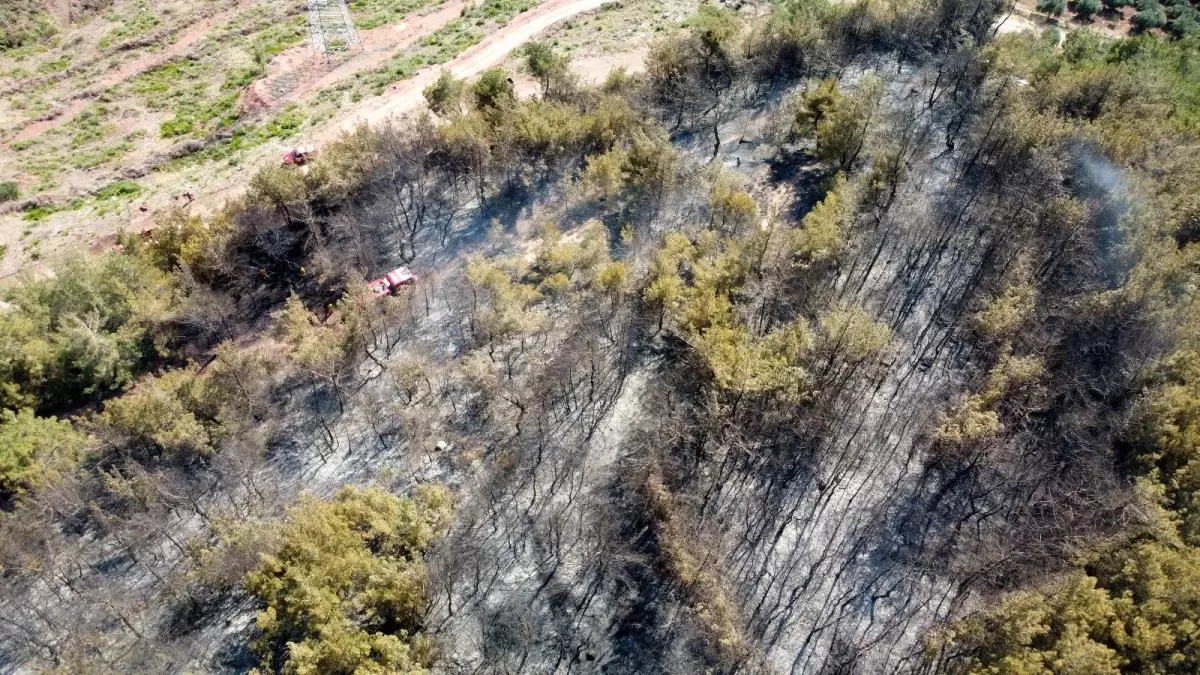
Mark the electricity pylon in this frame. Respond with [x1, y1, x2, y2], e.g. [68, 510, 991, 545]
[307, 0, 362, 57]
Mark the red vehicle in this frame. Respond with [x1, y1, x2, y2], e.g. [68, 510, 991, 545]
[282, 144, 316, 166]
[369, 266, 418, 297]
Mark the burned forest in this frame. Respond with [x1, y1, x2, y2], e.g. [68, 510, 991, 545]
[2, 0, 1200, 673]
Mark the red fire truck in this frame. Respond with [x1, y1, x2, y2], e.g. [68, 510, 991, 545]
[368, 266, 418, 297]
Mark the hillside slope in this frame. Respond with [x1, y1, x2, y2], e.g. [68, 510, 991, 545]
[1, 0, 1200, 674]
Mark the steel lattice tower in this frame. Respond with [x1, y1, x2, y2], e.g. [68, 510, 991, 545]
[307, 0, 362, 55]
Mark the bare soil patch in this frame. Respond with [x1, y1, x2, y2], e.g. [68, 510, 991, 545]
[318, 0, 614, 140]
[7, 1, 257, 144]
[244, 1, 470, 113]
[0, 0, 651, 279]
[1011, 0, 1136, 38]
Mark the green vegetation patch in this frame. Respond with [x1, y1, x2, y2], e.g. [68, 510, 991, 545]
[94, 179, 142, 200]
[22, 178, 142, 220]
[0, 409, 87, 503]
[36, 54, 71, 73]
[206, 7, 307, 60]
[1032, 30, 1200, 129]
[11, 106, 140, 191]
[356, 0, 540, 94]
[349, 0, 445, 29]
[0, 0, 57, 52]
[66, 104, 115, 147]
[130, 57, 243, 138]
[164, 105, 309, 168]
[71, 141, 133, 169]
[222, 65, 266, 92]
[17, 153, 62, 193]
[8, 90, 51, 119]
[0, 251, 173, 412]
[246, 485, 452, 674]
[18, 197, 54, 220]
[125, 8, 307, 141]
[97, 6, 161, 50]
[21, 204, 59, 221]
[131, 57, 212, 104]
[159, 116, 194, 138]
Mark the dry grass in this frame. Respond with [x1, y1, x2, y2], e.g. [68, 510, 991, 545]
[646, 468, 751, 666]
[537, 0, 694, 57]
[0, 0, 676, 278]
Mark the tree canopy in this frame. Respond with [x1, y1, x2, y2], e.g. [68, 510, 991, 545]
[247, 485, 453, 675]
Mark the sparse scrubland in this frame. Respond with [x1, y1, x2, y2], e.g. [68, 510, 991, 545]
[2, 0, 1200, 673]
[0, 0, 657, 276]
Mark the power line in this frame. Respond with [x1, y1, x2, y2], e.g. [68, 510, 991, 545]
[307, 0, 362, 57]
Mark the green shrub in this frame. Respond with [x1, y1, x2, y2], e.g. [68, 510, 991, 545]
[0, 253, 174, 411]
[1075, 0, 1103, 17]
[246, 485, 453, 674]
[68, 105, 113, 148]
[21, 205, 57, 221]
[0, 409, 86, 502]
[1135, 3, 1167, 27]
[159, 116, 194, 138]
[0, 182, 18, 202]
[261, 106, 306, 138]
[220, 65, 265, 91]
[36, 55, 70, 73]
[1038, 0, 1067, 15]
[99, 366, 216, 460]
[94, 180, 142, 200]
[1170, 7, 1200, 35]
[473, 68, 514, 110]
[423, 69, 465, 115]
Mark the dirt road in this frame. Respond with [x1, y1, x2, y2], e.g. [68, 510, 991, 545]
[9, 1, 257, 144]
[0, 0, 632, 277]
[199, 0, 621, 207]
[232, 0, 619, 202]
[319, 0, 613, 140]
[248, 0, 470, 111]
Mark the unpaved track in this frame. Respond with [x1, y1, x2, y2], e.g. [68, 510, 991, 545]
[9, 0, 256, 144]
[198, 0, 615, 210]
[318, 0, 612, 140]
[213, 0, 614, 202]
[250, 0, 469, 109]
[2, 0, 624, 277]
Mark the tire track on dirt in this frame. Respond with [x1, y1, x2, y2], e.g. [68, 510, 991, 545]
[316, 0, 612, 141]
[2, 0, 620, 278]
[8, 0, 257, 144]
[193, 0, 615, 213]
[245, 0, 469, 112]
